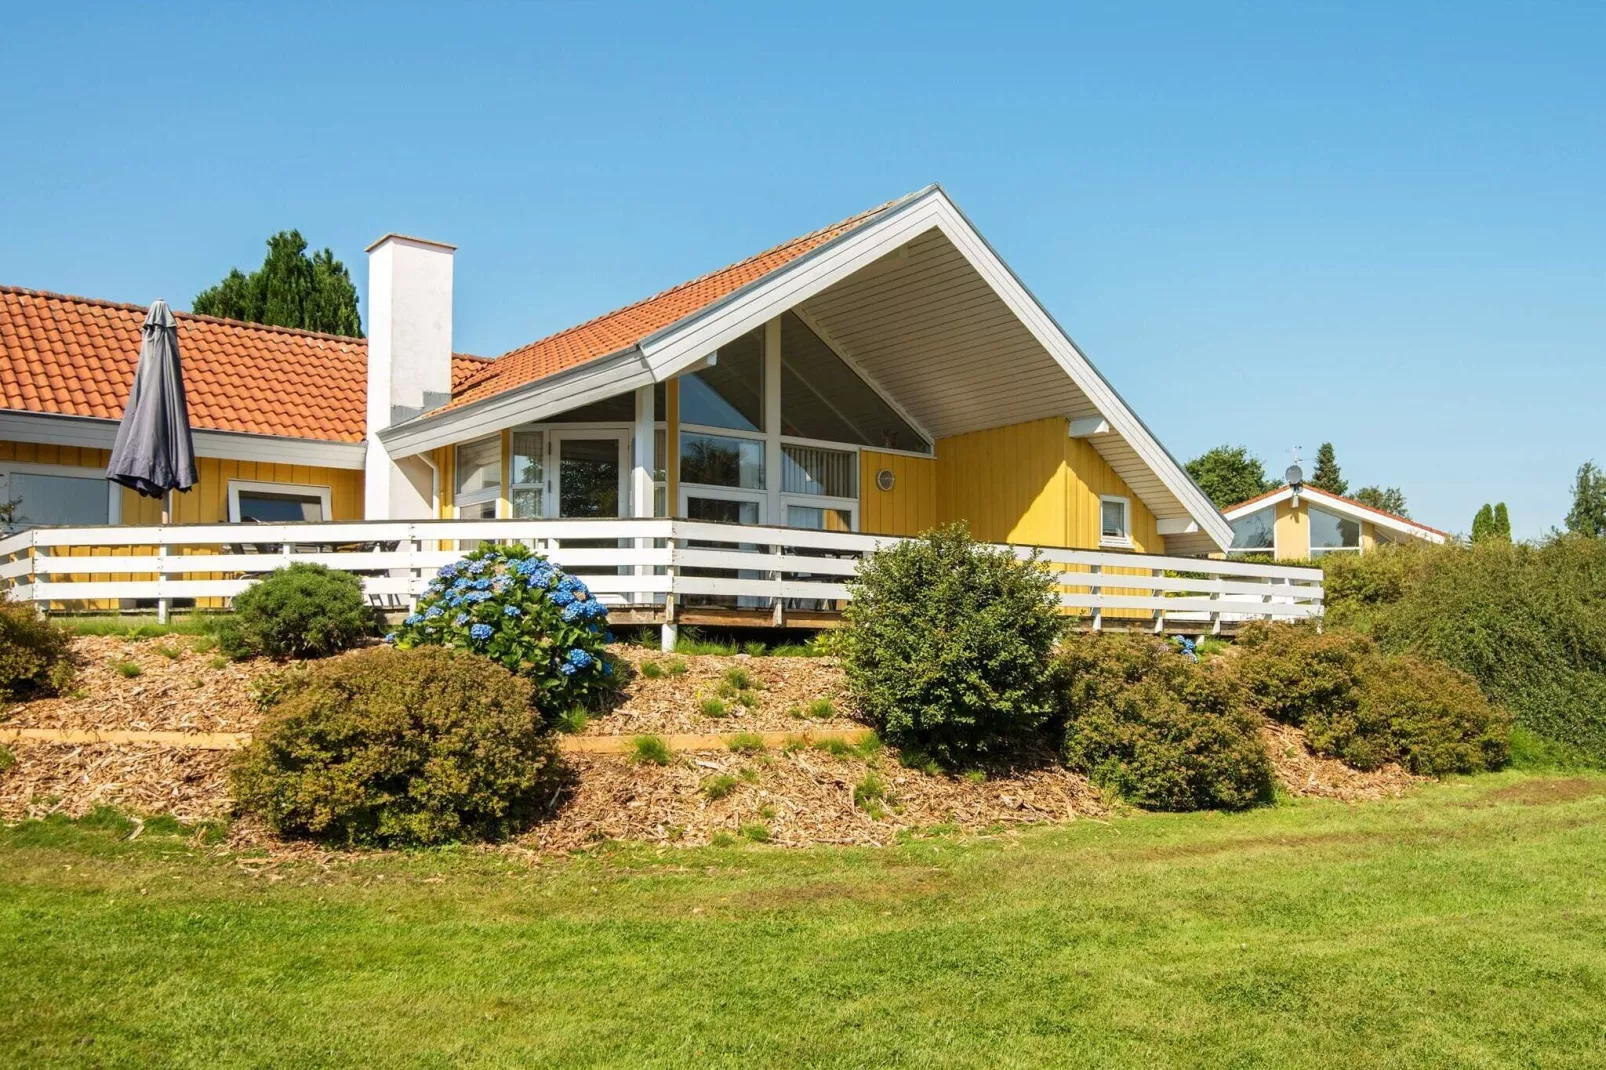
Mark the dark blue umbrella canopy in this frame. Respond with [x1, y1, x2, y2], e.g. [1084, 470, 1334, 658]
[106, 299, 198, 499]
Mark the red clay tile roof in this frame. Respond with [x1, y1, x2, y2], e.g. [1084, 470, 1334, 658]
[1225, 484, 1449, 539]
[444, 193, 916, 411]
[0, 286, 369, 443]
[451, 352, 493, 387]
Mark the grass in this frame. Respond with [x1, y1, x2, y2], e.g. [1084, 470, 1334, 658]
[0, 745, 13, 773]
[553, 708, 591, 735]
[665, 658, 689, 676]
[52, 614, 223, 638]
[806, 698, 834, 719]
[628, 735, 671, 765]
[112, 660, 142, 679]
[699, 697, 728, 719]
[701, 774, 738, 801]
[722, 667, 756, 691]
[154, 642, 184, 660]
[638, 660, 666, 680]
[1, 772, 1603, 1067]
[726, 733, 766, 755]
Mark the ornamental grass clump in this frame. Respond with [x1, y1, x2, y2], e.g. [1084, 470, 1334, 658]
[391, 544, 615, 720]
[841, 524, 1064, 769]
[231, 646, 564, 847]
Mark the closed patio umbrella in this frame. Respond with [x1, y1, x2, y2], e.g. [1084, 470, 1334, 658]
[106, 299, 197, 520]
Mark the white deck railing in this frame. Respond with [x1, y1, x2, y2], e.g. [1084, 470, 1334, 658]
[0, 518, 1322, 631]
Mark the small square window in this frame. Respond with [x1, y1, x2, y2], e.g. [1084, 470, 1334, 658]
[1100, 497, 1130, 545]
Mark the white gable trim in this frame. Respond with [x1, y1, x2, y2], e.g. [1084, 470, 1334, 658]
[1223, 485, 1447, 544]
[639, 186, 1232, 549]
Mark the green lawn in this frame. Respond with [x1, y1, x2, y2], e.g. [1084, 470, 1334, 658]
[2, 773, 1604, 1068]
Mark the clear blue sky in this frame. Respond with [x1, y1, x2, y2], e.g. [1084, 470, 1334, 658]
[3, 2, 1601, 538]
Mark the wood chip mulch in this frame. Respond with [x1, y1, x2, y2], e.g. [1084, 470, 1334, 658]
[0, 742, 233, 822]
[586, 650, 859, 736]
[527, 748, 1106, 851]
[1262, 721, 1422, 801]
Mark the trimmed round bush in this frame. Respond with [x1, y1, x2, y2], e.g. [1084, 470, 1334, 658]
[219, 562, 373, 659]
[231, 645, 565, 846]
[1059, 632, 1272, 811]
[840, 524, 1064, 768]
[1228, 621, 1374, 728]
[0, 602, 72, 699]
[390, 544, 615, 718]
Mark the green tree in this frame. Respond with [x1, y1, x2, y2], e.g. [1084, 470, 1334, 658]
[1184, 445, 1274, 510]
[1309, 442, 1348, 496]
[1471, 504, 1495, 543]
[1493, 502, 1511, 540]
[1565, 461, 1606, 538]
[1354, 486, 1409, 517]
[192, 231, 363, 337]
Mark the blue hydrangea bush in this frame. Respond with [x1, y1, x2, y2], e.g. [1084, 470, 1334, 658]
[390, 544, 615, 714]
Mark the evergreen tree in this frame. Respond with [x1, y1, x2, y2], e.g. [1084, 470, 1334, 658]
[1184, 445, 1275, 510]
[1472, 504, 1494, 543]
[1309, 442, 1348, 496]
[192, 230, 363, 337]
[1565, 461, 1606, 538]
[1354, 485, 1409, 517]
[1492, 502, 1511, 540]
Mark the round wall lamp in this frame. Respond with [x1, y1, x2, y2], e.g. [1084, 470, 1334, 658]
[875, 469, 896, 492]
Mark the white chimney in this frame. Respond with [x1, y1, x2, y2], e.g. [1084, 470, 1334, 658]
[364, 233, 455, 520]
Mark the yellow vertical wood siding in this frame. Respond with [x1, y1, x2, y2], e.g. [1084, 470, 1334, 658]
[934, 417, 1069, 544]
[1274, 499, 1306, 559]
[858, 450, 937, 536]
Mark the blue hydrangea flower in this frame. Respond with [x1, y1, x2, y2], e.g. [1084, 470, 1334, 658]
[437, 563, 458, 580]
[454, 613, 470, 626]
[550, 589, 575, 607]
[470, 622, 494, 641]
[561, 601, 584, 623]
[566, 648, 593, 669]
[472, 577, 493, 591]
[384, 632, 398, 644]
[558, 662, 577, 676]
[601, 660, 612, 676]
[468, 590, 494, 604]
[425, 606, 443, 620]
[467, 559, 487, 575]
[585, 599, 609, 620]
[503, 605, 521, 617]
[404, 613, 423, 626]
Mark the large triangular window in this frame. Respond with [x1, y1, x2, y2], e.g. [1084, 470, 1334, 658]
[779, 312, 928, 453]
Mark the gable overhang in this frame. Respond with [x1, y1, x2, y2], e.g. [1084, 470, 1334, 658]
[0, 409, 367, 470]
[1224, 486, 1448, 544]
[378, 186, 1232, 550]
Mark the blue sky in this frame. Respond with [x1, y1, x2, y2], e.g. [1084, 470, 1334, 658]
[3, 2, 1601, 538]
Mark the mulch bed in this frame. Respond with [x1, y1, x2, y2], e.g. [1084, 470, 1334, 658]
[0, 637, 1422, 845]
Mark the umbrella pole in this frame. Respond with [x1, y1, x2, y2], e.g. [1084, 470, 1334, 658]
[157, 489, 171, 624]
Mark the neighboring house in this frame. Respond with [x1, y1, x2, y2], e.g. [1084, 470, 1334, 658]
[1223, 484, 1448, 560]
[1, 185, 1232, 558]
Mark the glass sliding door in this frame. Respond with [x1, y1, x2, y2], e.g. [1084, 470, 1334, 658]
[550, 431, 628, 579]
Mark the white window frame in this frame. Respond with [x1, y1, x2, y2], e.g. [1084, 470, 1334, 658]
[0, 461, 121, 528]
[1308, 503, 1363, 557]
[678, 484, 767, 523]
[547, 428, 631, 520]
[781, 494, 858, 532]
[1098, 494, 1131, 548]
[453, 433, 503, 516]
[1225, 504, 1278, 557]
[678, 426, 768, 494]
[226, 479, 332, 524]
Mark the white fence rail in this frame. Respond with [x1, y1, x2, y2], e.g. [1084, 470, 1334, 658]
[0, 518, 1322, 631]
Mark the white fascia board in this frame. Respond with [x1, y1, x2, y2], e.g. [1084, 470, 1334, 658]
[1155, 518, 1200, 535]
[1222, 485, 1446, 544]
[0, 410, 366, 469]
[637, 185, 1234, 550]
[377, 349, 655, 458]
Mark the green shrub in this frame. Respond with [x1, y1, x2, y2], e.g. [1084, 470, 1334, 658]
[392, 545, 615, 719]
[1228, 620, 1512, 775]
[1228, 621, 1374, 728]
[1059, 633, 1273, 812]
[231, 646, 563, 847]
[0, 603, 72, 700]
[1324, 538, 1606, 759]
[841, 524, 1063, 767]
[220, 563, 373, 660]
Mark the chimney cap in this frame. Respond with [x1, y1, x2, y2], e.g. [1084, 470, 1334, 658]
[365, 233, 457, 254]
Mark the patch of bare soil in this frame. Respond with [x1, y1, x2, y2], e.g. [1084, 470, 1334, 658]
[527, 747, 1104, 851]
[1262, 721, 1422, 801]
[1487, 777, 1606, 806]
[0, 742, 233, 822]
[1, 636, 271, 734]
[587, 650, 858, 736]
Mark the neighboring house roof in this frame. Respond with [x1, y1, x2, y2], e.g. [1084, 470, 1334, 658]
[1223, 484, 1449, 543]
[444, 194, 914, 411]
[0, 286, 368, 443]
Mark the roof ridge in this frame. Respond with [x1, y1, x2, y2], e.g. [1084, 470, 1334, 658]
[0, 284, 367, 346]
[450, 190, 920, 397]
[1226, 483, 1448, 538]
